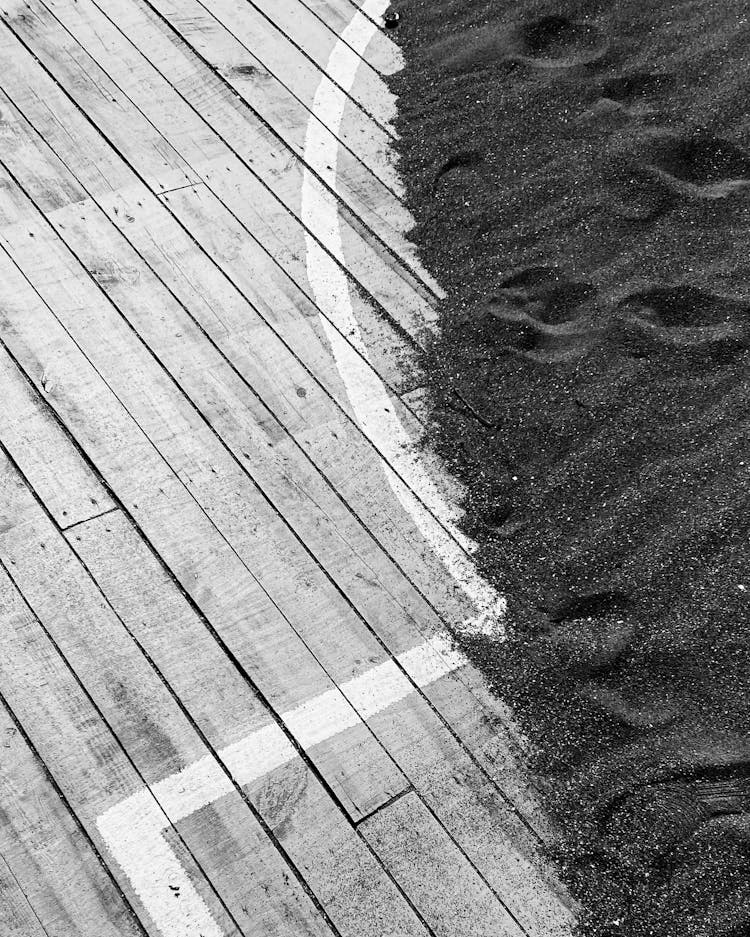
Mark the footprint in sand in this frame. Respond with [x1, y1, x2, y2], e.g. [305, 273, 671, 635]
[548, 590, 632, 623]
[619, 285, 741, 328]
[646, 130, 750, 199]
[615, 285, 750, 362]
[536, 591, 635, 678]
[480, 266, 599, 362]
[515, 14, 609, 69]
[603, 131, 750, 222]
[431, 13, 607, 74]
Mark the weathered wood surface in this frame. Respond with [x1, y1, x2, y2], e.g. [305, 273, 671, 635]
[0, 38, 538, 810]
[0, 2, 576, 936]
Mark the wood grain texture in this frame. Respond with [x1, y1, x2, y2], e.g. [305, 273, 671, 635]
[234, 0, 397, 124]
[117, 0, 432, 292]
[50, 0, 437, 337]
[2, 191, 567, 929]
[0, 108, 553, 870]
[293, 0, 403, 75]
[361, 791, 522, 937]
[0, 564, 240, 937]
[0, 350, 113, 528]
[0, 702, 145, 937]
[0, 17, 412, 392]
[0, 854, 49, 937]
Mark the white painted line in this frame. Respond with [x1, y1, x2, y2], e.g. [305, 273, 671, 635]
[300, 0, 507, 638]
[97, 636, 466, 936]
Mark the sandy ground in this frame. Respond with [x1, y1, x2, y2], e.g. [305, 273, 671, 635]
[389, 1, 750, 933]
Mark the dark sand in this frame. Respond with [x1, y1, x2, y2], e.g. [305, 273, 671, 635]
[388, 1, 750, 933]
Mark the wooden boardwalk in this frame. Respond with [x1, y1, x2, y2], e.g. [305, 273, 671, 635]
[0, 1, 576, 934]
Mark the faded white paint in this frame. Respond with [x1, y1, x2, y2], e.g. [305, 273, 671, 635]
[300, 0, 507, 638]
[97, 636, 466, 936]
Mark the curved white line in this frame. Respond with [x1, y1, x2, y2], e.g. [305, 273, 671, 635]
[301, 0, 505, 637]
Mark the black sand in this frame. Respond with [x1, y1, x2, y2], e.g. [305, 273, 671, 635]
[388, 1, 750, 933]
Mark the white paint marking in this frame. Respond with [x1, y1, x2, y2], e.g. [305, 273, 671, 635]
[300, 0, 506, 638]
[98, 637, 466, 936]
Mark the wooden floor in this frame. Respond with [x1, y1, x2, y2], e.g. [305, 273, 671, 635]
[0, 1, 577, 935]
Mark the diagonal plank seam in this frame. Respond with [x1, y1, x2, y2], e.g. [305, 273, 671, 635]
[237, 0, 395, 135]
[0, 852, 54, 937]
[0, 440, 364, 936]
[300, 0, 507, 638]
[287, 0, 401, 77]
[132, 0, 439, 298]
[1, 7, 552, 824]
[0, 24, 419, 412]
[0, 694, 150, 937]
[0, 555, 248, 937]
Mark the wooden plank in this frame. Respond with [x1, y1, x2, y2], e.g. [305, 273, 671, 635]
[0, 33, 540, 843]
[0, 58, 463, 667]
[66, 513, 569, 937]
[0, 77, 543, 831]
[116, 0, 434, 297]
[69, 510, 431, 937]
[0, 702, 145, 937]
[293, 0, 403, 76]
[347, 0, 388, 25]
[0, 57, 548, 841]
[0, 349, 114, 528]
[0, 249, 406, 822]
[360, 695, 576, 936]
[0, 169, 413, 820]
[360, 792, 522, 937]
[36, 0, 438, 339]
[101, 0, 436, 316]
[0, 855, 48, 937]
[0, 453, 338, 937]
[161, 0, 408, 212]
[234, 0, 397, 122]
[0, 10, 198, 195]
